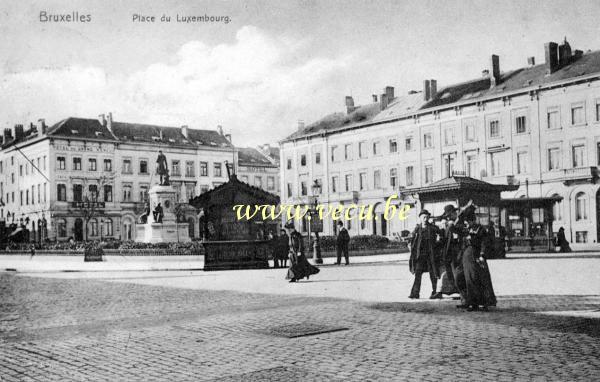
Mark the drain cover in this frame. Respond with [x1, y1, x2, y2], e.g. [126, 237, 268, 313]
[261, 323, 349, 338]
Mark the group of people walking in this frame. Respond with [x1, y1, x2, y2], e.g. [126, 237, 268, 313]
[409, 203, 497, 311]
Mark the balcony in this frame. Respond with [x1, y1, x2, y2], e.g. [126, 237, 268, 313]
[70, 201, 105, 209]
[563, 167, 597, 185]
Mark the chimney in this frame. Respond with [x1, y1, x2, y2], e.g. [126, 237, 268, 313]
[106, 112, 113, 132]
[217, 125, 224, 135]
[527, 57, 536, 66]
[181, 125, 188, 139]
[38, 119, 47, 134]
[429, 79, 437, 99]
[98, 114, 106, 127]
[423, 80, 431, 101]
[372, 94, 378, 102]
[490, 54, 500, 87]
[225, 133, 232, 143]
[3, 128, 12, 142]
[380, 93, 388, 110]
[298, 120, 305, 131]
[345, 96, 355, 114]
[574, 49, 583, 59]
[558, 37, 572, 67]
[385, 86, 394, 102]
[545, 42, 559, 74]
[14, 124, 24, 140]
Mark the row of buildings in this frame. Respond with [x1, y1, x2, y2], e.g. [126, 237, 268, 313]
[0, 114, 279, 242]
[280, 38, 600, 249]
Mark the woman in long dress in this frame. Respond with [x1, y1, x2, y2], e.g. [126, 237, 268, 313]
[460, 207, 497, 311]
[284, 221, 319, 283]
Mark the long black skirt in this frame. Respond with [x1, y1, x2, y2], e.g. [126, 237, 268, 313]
[286, 253, 320, 280]
[462, 246, 497, 307]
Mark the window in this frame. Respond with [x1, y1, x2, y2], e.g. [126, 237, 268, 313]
[73, 157, 82, 171]
[11, 173, 14, 184]
[443, 125, 455, 145]
[104, 159, 112, 171]
[267, 176, 275, 190]
[489, 119, 500, 138]
[359, 142, 366, 158]
[490, 152, 501, 176]
[552, 193, 562, 221]
[405, 137, 413, 151]
[26, 190, 29, 205]
[444, 155, 455, 178]
[596, 101, 600, 122]
[572, 145, 585, 168]
[515, 115, 527, 134]
[390, 168, 398, 188]
[287, 183, 292, 197]
[300, 155, 307, 166]
[58, 219, 67, 238]
[548, 148, 560, 170]
[214, 163, 222, 177]
[122, 184, 132, 201]
[104, 185, 113, 202]
[517, 151, 528, 174]
[122, 159, 132, 174]
[140, 160, 148, 174]
[331, 176, 338, 193]
[345, 174, 353, 192]
[140, 185, 149, 202]
[88, 185, 98, 200]
[200, 162, 208, 176]
[571, 103, 585, 125]
[104, 219, 113, 236]
[57, 184, 67, 201]
[424, 165, 433, 184]
[315, 152, 321, 164]
[254, 176, 263, 188]
[287, 158, 292, 169]
[389, 139, 398, 153]
[575, 192, 587, 220]
[423, 133, 433, 149]
[331, 146, 338, 162]
[466, 154, 477, 177]
[43, 156, 46, 170]
[20, 191, 22, 206]
[91, 220, 98, 237]
[547, 108, 560, 129]
[300, 181, 307, 196]
[406, 166, 414, 186]
[173, 184, 182, 202]
[359, 172, 367, 190]
[58, 156, 66, 170]
[171, 160, 180, 176]
[44, 183, 47, 202]
[73, 184, 83, 202]
[185, 184, 195, 201]
[88, 158, 97, 171]
[0, 160, 3, 174]
[464, 119, 477, 142]
[185, 161, 194, 177]
[576, 231, 588, 243]
[374, 170, 381, 189]
[344, 144, 353, 160]
[373, 141, 380, 155]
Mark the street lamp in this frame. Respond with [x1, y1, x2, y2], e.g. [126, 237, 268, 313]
[310, 179, 323, 264]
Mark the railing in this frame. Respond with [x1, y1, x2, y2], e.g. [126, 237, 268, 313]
[563, 166, 596, 179]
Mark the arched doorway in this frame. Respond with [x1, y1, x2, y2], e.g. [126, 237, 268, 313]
[187, 217, 195, 239]
[74, 218, 83, 241]
[372, 203, 387, 236]
[122, 217, 133, 241]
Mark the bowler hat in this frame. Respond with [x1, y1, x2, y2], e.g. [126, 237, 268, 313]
[419, 209, 431, 217]
[441, 204, 457, 219]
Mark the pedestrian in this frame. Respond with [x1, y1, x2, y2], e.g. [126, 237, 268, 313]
[433, 204, 463, 300]
[284, 221, 319, 283]
[272, 229, 289, 268]
[408, 209, 442, 299]
[460, 206, 497, 311]
[29, 243, 36, 259]
[556, 227, 571, 252]
[336, 221, 350, 265]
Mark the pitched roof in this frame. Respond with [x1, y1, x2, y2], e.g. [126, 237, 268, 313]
[190, 174, 279, 207]
[47, 118, 117, 140]
[111, 121, 233, 148]
[406, 176, 519, 194]
[284, 49, 600, 142]
[238, 147, 275, 167]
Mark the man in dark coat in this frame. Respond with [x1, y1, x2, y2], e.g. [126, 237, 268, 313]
[409, 209, 442, 299]
[432, 204, 463, 299]
[336, 221, 350, 265]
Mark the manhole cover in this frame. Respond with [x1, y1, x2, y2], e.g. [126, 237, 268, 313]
[209, 366, 343, 381]
[261, 323, 349, 338]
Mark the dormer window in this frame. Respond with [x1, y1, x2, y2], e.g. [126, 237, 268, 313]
[71, 130, 79, 134]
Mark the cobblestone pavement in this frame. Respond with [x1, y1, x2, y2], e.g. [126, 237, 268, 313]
[1, 267, 600, 381]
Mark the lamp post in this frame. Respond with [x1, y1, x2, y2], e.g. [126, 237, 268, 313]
[310, 180, 323, 264]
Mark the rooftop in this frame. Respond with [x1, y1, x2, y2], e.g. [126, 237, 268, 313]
[238, 147, 276, 167]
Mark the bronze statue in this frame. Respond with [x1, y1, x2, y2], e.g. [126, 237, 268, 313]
[153, 203, 164, 223]
[156, 150, 170, 185]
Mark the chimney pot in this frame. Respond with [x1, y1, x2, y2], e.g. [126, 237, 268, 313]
[385, 86, 394, 102]
[429, 79, 437, 100]
[490, 54, 500, 87]
[423, 80, 431, 101]
[527, 56, 536, 66]
[217, 125, 224, 136]
[558, 37, 572, 67]
[38, 119, 47, 134]
[225, 133, 232, 143]
[98, 114, 106, 127]
[380, 93, 388, 110]
[372, 94, 378, 102]
[106, 112, 113, 132]
[181, 125, 189, 139]
[545, 42, 559, 74]
[345, 96, 355, 114]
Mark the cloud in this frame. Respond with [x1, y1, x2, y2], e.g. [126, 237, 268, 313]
[0, 25, 357, 145]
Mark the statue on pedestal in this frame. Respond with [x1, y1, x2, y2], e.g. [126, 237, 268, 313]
[156, 150, 170, 186]
[153, 203, 164, 223]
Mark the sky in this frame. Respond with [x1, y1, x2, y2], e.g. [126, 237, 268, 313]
[1, 0, 600, 147]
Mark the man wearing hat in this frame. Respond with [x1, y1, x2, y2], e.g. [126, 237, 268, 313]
[409, 209, 442, 299]
[433, 204, 464, 300]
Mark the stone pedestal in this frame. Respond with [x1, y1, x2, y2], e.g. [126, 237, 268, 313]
[135, 184, 190, 243]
